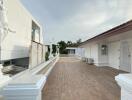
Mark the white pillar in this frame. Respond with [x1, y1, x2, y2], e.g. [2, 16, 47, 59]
[49, 44, 53, 59]
[115, 74, 132, 100]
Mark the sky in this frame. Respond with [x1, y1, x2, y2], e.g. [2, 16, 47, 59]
[21, 0, 132, 44]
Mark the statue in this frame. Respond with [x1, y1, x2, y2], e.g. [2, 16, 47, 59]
[0, 0, 8, 42]
[0, 0, 11, 86]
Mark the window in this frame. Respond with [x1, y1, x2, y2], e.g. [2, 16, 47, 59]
[101, 45, 108, 55]
[32, 21, 40, 42]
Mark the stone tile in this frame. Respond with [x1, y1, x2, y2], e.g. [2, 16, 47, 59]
[42, 57, 125, 100]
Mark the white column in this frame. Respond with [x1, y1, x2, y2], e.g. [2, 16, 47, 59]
[115, 74, 132, 100]
[49, 44, 53, 59]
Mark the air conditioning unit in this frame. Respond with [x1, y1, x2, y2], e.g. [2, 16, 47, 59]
[82, 57, 86, 62]
[85, 58, 88, 63]
[87, 58, 94, 65]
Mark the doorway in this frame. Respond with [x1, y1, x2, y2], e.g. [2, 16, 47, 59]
[120, 41, 131, 72]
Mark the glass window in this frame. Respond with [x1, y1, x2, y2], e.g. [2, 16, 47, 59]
[101, 45, 108, 55]
[32, 21, 40, 42]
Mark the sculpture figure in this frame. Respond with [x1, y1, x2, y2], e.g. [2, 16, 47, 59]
[0, 0, 15, 42]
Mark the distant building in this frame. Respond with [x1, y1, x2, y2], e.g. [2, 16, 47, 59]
[66, 47, 76, 55]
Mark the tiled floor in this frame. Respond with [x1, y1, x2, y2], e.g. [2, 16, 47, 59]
[42, 57, 125, 100]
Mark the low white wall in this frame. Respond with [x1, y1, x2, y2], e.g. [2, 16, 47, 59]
[0, 55, 59, 100]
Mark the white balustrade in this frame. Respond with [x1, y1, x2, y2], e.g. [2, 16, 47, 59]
[0, 55, 59, 100]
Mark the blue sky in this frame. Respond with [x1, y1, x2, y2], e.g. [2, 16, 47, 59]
[21, 0, 132, 44]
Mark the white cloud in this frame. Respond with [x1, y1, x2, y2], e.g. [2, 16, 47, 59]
[21, 0, 132, 44]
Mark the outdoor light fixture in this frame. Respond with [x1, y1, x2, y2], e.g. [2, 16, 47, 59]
[101, 45, 108, 55]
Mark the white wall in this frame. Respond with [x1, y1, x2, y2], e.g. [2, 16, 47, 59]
[90, 44, 99, 65]
[128, 39, 132, 72]
[75, 48, 85, 59]
[122, 38, 132, 72]
[1, 0, 43, 61]
[82, 43, 99, 65]
[85, 45, 91, 58]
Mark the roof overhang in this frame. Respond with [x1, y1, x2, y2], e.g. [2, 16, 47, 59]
[79, 20, 132, 46]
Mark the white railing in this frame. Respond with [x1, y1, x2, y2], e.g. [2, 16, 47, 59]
[0, 55, 59, 100]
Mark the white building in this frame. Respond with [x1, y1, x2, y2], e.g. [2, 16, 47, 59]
[0, 0, 45, 70]
[77, 20, 132, 100]
[66, 47, 76, 55]
[78, 20, 132, 73]
[0, 1, 58, 100]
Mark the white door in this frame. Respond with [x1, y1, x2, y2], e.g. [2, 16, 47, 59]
[109, 42, 120, 69]
[120, 41, 131, 72]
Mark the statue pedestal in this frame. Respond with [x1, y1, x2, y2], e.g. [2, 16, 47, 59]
[0, 64, 11, 88]
[1, 73, 46, 100]
[115, 74, 132, 100]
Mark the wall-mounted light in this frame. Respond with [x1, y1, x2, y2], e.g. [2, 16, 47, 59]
[101, 45, 108, 55]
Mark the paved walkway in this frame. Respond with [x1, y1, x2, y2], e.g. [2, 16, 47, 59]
[42, 57, 125, 100]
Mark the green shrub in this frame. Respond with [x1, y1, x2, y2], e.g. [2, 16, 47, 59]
[45, 52, 49, 61]
[53, 53, 56, 57]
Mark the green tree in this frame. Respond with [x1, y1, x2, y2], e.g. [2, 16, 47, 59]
[45, 52, 49, 61]
[57, 41, 68, 54]
[48, 45, 50, 52]
[67, 41, 72, 47]
[76, 39, 82, 44]
[52, 44, 57, 56]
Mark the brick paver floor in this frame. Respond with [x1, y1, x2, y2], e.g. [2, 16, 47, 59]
[42, 57, 125, 100]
